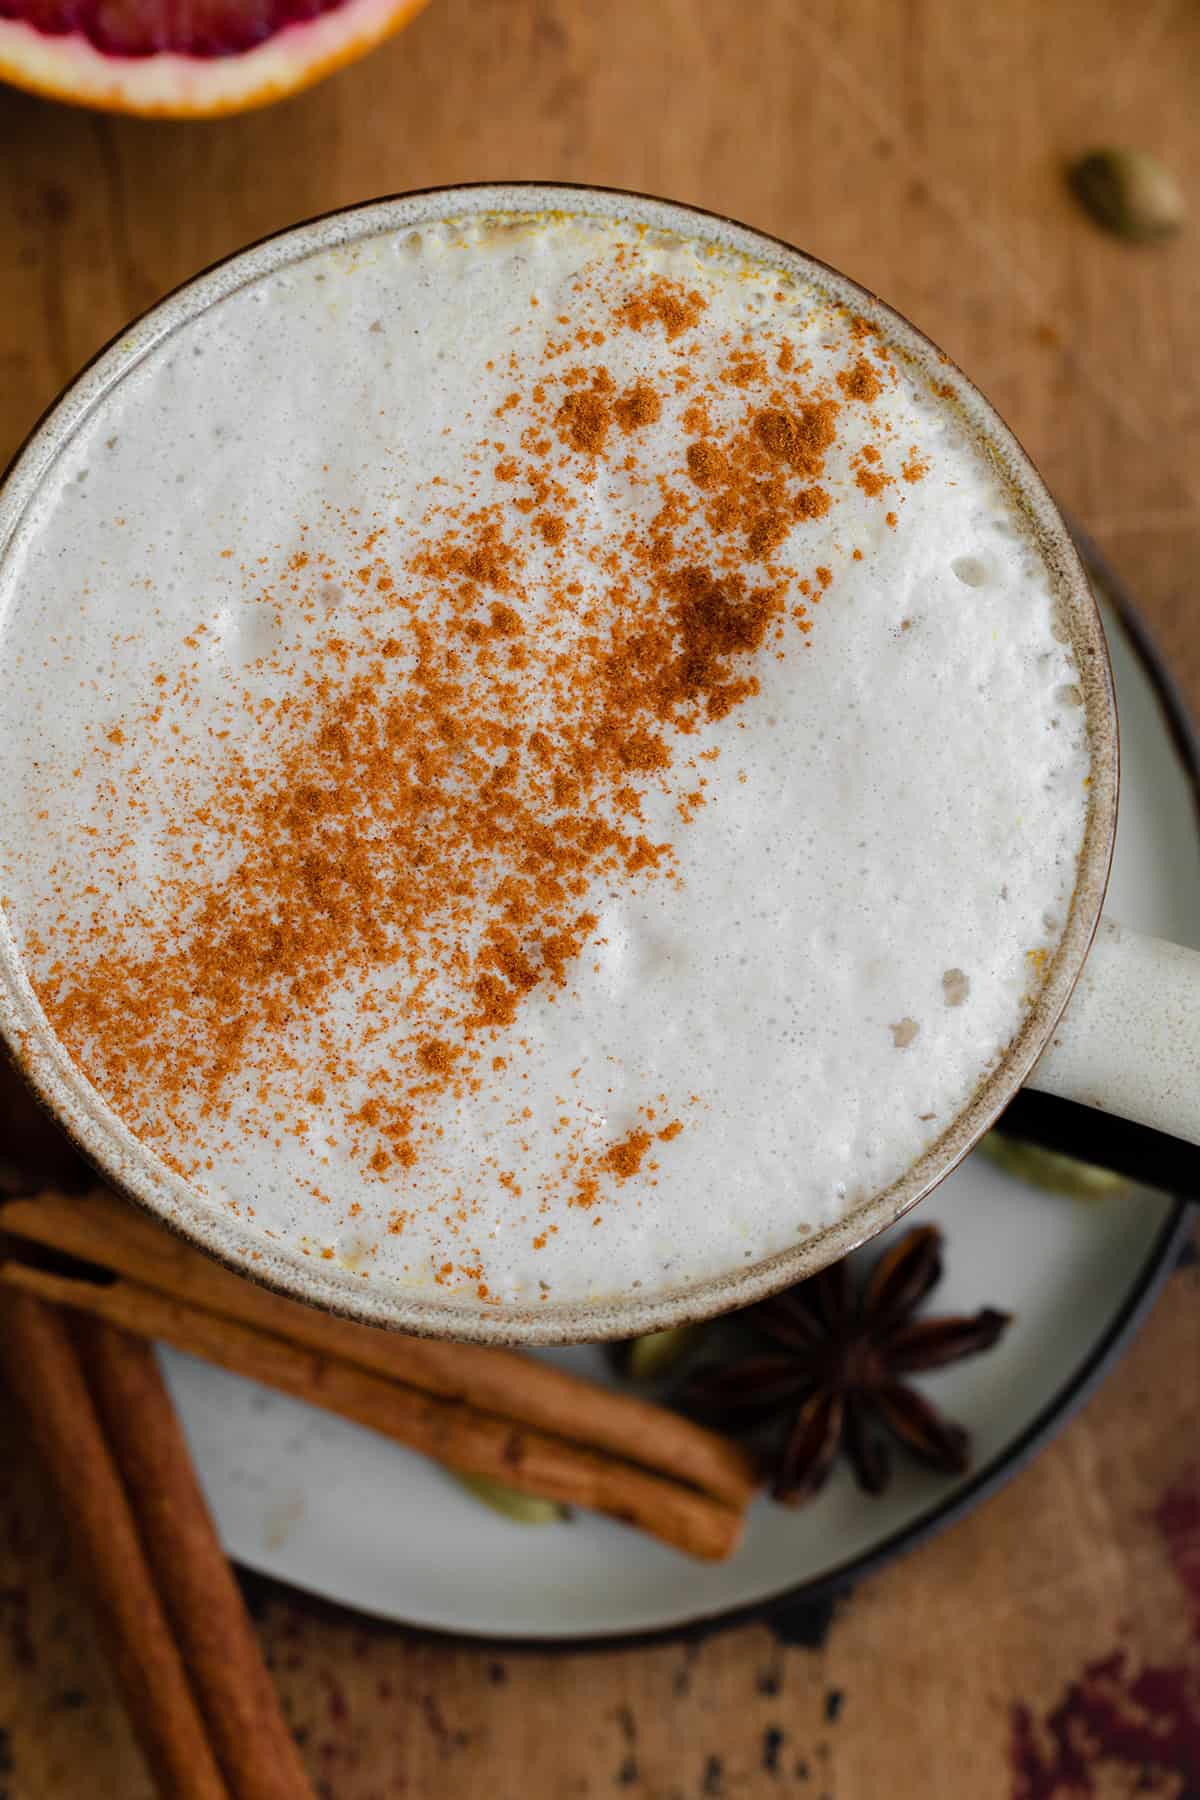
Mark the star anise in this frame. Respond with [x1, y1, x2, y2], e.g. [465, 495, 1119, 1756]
[685, 1225, 1011, 1505]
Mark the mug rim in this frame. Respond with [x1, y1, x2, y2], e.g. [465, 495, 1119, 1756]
[0, 180, 1119, 1344]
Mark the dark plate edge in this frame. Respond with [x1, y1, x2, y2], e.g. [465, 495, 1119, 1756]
[232, 527, 1196, 1655]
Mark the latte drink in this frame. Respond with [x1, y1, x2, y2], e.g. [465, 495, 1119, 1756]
[0, 198, 1091, 1312]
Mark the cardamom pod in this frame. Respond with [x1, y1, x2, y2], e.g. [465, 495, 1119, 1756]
[979, 1132, 1128, 1199]
[611, 1323, 705, 1382]
[1068, 148, 1185, 243]
[450, 1472, 569, 1524]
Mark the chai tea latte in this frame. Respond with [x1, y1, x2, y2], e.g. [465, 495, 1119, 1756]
[0, 204, 1090, 1308]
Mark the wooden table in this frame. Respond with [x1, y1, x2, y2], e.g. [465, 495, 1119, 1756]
[2, 2, 1199, 1792]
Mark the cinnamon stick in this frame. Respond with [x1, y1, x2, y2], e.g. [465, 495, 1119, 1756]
[1, 1188, 755, 1507]
[0, 1290, 230, 1800]
[78, 1318, 315, 1800]
[0, 1259, 744, 1561]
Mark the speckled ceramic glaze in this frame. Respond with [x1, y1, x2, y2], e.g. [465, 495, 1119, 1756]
[0, 184, 1121, 1343]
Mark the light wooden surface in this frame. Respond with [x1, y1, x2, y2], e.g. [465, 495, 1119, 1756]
[2, 1, 1200, 1793]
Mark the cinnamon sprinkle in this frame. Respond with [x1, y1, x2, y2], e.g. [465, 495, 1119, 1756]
[600, 1129, 653, 1180]
[32, 245, 925, 1297]
[617, 278, 706, 340]
[837, 357, 883, 403]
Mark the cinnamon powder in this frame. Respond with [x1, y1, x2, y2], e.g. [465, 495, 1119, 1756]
[35, 252, 905, 1296]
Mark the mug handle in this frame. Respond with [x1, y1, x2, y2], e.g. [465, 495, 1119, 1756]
[1027, 917, 1200, 1146]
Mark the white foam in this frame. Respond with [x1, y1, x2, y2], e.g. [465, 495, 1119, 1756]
[0, 211, 1090, 1307]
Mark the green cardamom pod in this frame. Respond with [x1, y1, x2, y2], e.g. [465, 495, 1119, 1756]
[979, 1132, 1129, 1199]
[450, 1472, 569, 1524]
[612, 1323, 705, 1382]
[1068, 148, 1185, 243]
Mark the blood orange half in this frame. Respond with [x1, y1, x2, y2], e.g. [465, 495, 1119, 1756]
[0, 0, 428, 115]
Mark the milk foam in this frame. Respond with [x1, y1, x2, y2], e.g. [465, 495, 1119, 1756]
[0, 209, 1090, 1308]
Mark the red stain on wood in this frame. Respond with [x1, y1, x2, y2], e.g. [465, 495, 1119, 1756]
[1011, 1467, 1200, 1796]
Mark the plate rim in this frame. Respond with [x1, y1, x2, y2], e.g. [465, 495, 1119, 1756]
[231, 533, 1196, 1651]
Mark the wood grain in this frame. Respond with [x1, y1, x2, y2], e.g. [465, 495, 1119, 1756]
[2, 0, 1200, 1792]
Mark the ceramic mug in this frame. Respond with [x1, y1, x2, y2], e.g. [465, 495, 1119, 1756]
[1, 183, 1197, 1344]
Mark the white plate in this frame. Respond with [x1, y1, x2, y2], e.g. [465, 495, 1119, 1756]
[160, 573, 1197, 1644]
